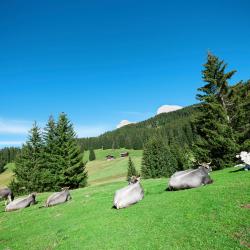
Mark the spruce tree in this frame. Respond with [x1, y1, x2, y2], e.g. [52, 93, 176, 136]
[89, 148, 96, 161]
[141, 136, 177, 178]
[127, 157, 138, 180]
[169, 143, 184, 171]
[54, 113, 87, 188]
[228, 80, 250, 151]
[193, 53, 238, 169]
[13, 122, 45, 192]
[42, 115, 60, 191]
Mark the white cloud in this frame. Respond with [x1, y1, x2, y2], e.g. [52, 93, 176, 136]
[116, 120, 134, 129]
[156, 105, 183, 115]
[75, 125, 109, 138]
[0, 118, 31, 135]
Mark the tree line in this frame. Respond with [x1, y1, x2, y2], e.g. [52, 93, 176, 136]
[0, 147, 20, 173]
[78, 105, 197, 151]
[10, 113, 87, 194]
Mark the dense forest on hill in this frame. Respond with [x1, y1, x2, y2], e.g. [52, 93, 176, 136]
[78, 105, 198, 151]
[0, 147, 20, 173]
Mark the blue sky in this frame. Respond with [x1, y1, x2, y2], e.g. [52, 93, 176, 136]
[1, 0, 250, 148]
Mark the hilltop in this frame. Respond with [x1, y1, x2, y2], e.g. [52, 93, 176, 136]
[79, 105, 198, 150]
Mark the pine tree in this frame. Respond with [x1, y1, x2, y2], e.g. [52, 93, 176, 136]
[141, 136, 177, 178]
[228, 80, 250, 151]
[42, 115, 60, 191]
[193, 53, 238, 169]
[13, 122, 45, 192]
[54, 113, 87, 188]
[89, 148, 96, 161]
[127, 157, 138, 180]
[169, 143, 191, 171]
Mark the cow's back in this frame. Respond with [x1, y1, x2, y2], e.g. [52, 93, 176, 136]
[6, 196, 34, 211]
[114, 182, 144, 209]
[46, 191, 69, 206]
[169, 169, 204, 189]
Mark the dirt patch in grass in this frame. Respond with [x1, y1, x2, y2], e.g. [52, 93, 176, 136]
[240, 204, 250, 209]
[233, 229, 250, 249]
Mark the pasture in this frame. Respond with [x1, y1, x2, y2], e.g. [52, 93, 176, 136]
[0, 167, 249, 250]
[0, 163, 14, 188]
[0, 149, 142, 188]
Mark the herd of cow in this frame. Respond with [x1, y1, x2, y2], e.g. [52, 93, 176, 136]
[0, 162, 213, 212]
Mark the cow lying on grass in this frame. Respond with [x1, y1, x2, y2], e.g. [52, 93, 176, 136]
[0, 187, 14, 206]
[5, 193, 36, 212]
[113, 176, 144, 209]
[236, 151, 250, 171]
[168, 162, 213, 191]
[45, 187, 72, 207]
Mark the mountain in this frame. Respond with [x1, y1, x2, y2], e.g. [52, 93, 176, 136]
[78, 104, 198, 150]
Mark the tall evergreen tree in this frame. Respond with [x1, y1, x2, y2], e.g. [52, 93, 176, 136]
[193, 53, 238, 169]
[89, 148, 96, 161]
[54, 113, 87, 188]
[141, 136, 177, 178]
[42, 115, 60, 190]
[228, 80, 250, 151]
[127, 157, 138, 180]
[13, 122, 45, 192]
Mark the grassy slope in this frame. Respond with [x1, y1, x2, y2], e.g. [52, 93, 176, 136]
[0, 163, 14, 188]
[0, 168, 249, 250]
[0, 149, 142, 187]
[85, 149, 142, 185]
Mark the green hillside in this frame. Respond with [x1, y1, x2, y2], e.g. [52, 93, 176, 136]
[0, 168, 249, 250]
[0, 163, 15, 188]
[0, 149, 142, 188]
[85, 149, 142, 186]
[78, 105, 197, 150]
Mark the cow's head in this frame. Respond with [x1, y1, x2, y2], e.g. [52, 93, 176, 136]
[198, 162, 212, 173]
[30, 192, 37, 199]
[128, 176, 141, 185]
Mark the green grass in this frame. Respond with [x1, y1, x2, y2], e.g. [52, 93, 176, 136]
[0, 149, 142, 187]
[0, 163, 15, 188]
[0, 168, 249, 250]
[85, 149, 142, 185]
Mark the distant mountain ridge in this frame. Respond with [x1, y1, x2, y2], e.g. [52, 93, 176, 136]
[78, 104, 198, 150]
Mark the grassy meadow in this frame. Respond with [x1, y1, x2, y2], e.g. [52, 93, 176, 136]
[84, 149, 142, 185]
[0, 149, 142, 188]
[0, 149, 249, 249]
[0, 167, 249, 249]
[0, 163, 15, 188]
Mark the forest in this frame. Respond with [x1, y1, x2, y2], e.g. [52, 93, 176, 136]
[78, 104, 197, 150]
[0, 147, 20, 173]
